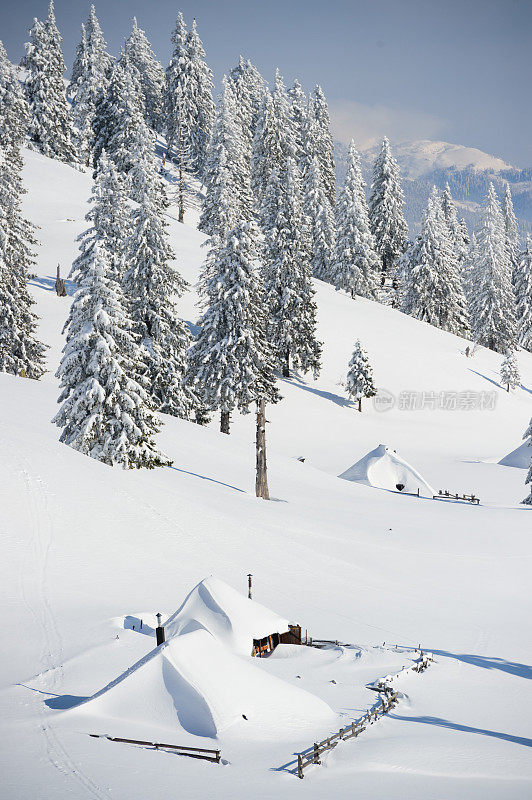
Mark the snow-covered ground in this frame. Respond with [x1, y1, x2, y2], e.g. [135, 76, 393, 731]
[1, 148, 531, 800]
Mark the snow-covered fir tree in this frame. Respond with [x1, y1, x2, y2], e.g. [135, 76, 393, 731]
[21, 1, 75, 163]
[92, 57, 144, 177]
[402, 191, 469, 335]
[288, 79, 308, 170]
[187, 220, 279, 434]
[303, 155, 335, 281]
[468, 184, 516, 353]
[69, 7, 113, 166]
[502, 184, 519, 281]
[199, 76, 252, 238]
[332, 140, 379, 299]
[163, 13, 214, 178]
[54, 239, 170, 468]
[185, 19, 215, 176]
[522, 417, 532, 505]
[251, 88, 277, 202]
[515, 236, 532, 351]
[261, 158, 322, 377]
[124, 18, 164, 131]
[228, 56, 265, 153]
[441, 184, 470, 270]
[70, 5, 112, 96]
[346, 340, 377, 412]
[500, 351, 521, 392]
[0, 148, 47, 379]
[0, 41, 30, 151]
[368, 137, 408, 282]
[309, 85, 336, 207]
[123, 122, 195, 419]
[70, 152, 129, 286]
[251, 70, 296, 207]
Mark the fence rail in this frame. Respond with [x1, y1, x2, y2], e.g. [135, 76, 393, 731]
[434, 490, 480, 504]
[89, 734, 221, 763]
[295, 652, 433, 779]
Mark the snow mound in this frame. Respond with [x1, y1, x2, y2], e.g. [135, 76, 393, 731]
[498, 442, 531, 469]
[70, 629, 335, 740]
[339, 444, 435, 497]
[164, 577, 290, 656]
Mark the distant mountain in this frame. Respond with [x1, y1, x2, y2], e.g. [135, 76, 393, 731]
[334, 139, 532, 241]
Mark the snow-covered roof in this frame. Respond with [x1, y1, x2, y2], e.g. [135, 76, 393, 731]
[164, 577, 290, 656]
[339, 444, 435, 497]
[498, 441, 531, 469]
[72, 629, 334, 740]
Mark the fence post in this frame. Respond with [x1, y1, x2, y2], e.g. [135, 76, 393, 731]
[313, 743, 320, 764]
[297, 754, 304, 779]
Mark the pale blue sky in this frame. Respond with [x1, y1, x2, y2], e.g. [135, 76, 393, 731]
[2, 0, 530, 166]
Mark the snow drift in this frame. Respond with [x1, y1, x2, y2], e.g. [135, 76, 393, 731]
[164, 577, 290, 656]
[70, 629, 335, 740]
[498, 441, 531, 469]
[339, 444, 435, 497]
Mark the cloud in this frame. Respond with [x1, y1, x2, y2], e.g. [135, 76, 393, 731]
[328, 99, 447, 148]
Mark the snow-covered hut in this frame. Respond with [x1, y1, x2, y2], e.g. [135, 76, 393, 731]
[164, 577, 302, 657]
[339, 444, 435, 497]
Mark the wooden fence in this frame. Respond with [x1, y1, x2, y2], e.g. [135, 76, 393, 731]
[89, 734, 221, 763]
[434, 489, 480, 504]
[295, 651, 433, 779]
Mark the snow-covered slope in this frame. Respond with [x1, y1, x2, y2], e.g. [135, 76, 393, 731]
[1, 148, 531, 800]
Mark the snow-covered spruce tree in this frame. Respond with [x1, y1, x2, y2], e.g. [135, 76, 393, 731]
[522, 417, 532, 505]
[261, 158, 322, 378]
[54, 240, 170, 468]
[70, 152, 129, 286]
[185, 19, 215, 177]
[69, 8, 113, 166]
[369, 137, 408, 283]
[92, 57, 144, 177]
[515, 236, 532, 351]
[500, 351, 521, 392]
[288, 79, 308, 170]
[0, 42, 30, 151]
[124, 18, 164, 131]
[402, 192, 469, 335]
[21, 1, 75, 163]
[251, 89, 276, 202]
[332, 140, 379, 299]
[468, 184, 517, 353]
[187, 220, 279, 435]
[163, 14, 214, 179]
[441, 184, 470, 270]
[251, 71, 295, 205]
[228, 56, 265, 152]
[0, 147, 47, 379]
[70, 5, 112, 96]
[303, 155, 336, 282]
[123, 122, 195, 419]
[346, 340, 376, 412]
[309, 85, 336, 207]
[502, 184, 520, 281]
[200, 77, 252, 238]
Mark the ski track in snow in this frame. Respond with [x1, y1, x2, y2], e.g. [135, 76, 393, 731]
[16, 459, 110, 800]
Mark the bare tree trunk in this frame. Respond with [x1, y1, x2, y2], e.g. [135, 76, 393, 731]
[358, 398, 362, 412]
[178, 162, 184, 223]
[55, 264, 66, 297]
[255, 399, 269, 500]
[220, 410, 230, 434]
[282, 348, 290, 378]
